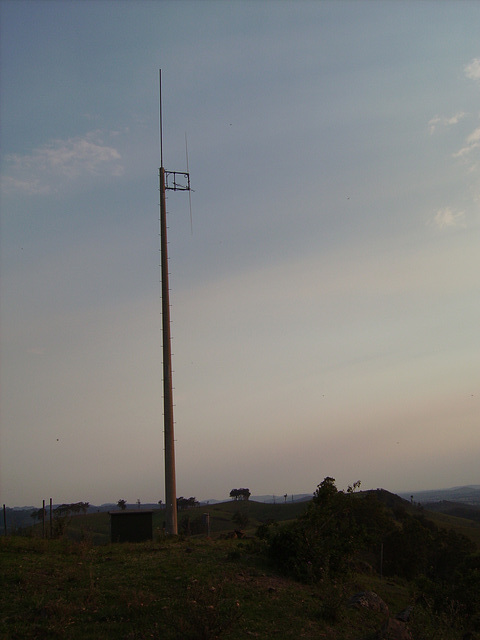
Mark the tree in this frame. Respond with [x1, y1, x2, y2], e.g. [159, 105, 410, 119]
[52, 504, 72, 538]
[229, 488, 250, 501]
[177, 497, 199, 510]
[31, 508, 45, 523]
[117, 499, 127, 511]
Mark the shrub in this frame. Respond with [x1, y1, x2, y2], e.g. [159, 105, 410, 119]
[263, 478, 366, 582]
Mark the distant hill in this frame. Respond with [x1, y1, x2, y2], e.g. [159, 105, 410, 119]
[1, 507, 37, 532]
[196, 494, 312, 505]
[419, 500, 480, 523]
[398, 485, 480, 506]
[232, 494, 312, 504]
[3, 485, 479, 534]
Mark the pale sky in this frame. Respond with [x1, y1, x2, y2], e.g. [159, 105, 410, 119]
[1, 0, 479, 507]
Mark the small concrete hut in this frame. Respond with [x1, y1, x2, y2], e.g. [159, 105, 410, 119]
[109, 510, 153, 543]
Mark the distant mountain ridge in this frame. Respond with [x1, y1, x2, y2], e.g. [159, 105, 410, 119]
[203, 494, 313, 505]
[398, 485, 480, 506]
[3, 485, 479, 523]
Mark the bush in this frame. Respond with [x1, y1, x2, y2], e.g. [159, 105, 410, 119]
[263, 478, 366, 582]
[260, 476, 480, 632]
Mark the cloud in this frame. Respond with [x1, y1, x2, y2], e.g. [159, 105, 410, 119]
[464, 58, 480, 81]
[0, 176, 52, 196]
[428, 112, 466, 135]
[453, 126, 480, 158]
[468, 127, 480, 143]
[1, 131, 124, 195]
[432, 207, 466, 230]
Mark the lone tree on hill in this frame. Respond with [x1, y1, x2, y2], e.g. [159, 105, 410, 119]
[117, 499, 127, 511]
[229, 488, 251, 501]
[177, 497, 199, 510]
[31, 508, 46, 522]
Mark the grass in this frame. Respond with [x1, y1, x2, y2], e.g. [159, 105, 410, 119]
[419, 508, 480, 547]
[0, 534, 412, 640]
[3, 499, 478, 639]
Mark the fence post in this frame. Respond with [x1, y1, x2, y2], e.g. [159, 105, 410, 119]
[203, 513, 210, 537]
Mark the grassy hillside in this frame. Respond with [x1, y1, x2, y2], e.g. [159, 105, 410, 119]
[23, 493, 480, 548]
[422, 500, 480, 522]
[419, 507, 480, 546]
[3, 488, 479, 639]
[0, 535, 436, 640]
[35, 499, 311, 544]
[369, 490, 480, 547]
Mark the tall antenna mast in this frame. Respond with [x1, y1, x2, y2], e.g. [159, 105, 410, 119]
[158, 69, 191, 535]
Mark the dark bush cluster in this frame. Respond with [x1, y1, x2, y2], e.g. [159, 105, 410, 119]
[259, 477, 379, 581]
[258, 477, 480, 624]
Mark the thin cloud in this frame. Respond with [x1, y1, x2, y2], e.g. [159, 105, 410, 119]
[466, 127, 480, 144]
[432, 207, 466, 230]
[0, 175, 52, 196]
[453, 126, 480, 158]
[428, 112, 466, 135]
[1, 131, 124, 196]
[464, 58, 480, 81]
[428, 61, 480, 222]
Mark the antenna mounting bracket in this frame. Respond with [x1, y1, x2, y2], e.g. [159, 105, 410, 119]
[165, 171, 190, 191]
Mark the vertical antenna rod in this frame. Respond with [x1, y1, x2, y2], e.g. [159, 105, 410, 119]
[158, 70, 191, 535]
[159, 69, 163, 168]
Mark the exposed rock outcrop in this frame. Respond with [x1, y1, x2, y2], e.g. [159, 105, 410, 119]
[348, 592, 414, 640]
[377, 617, 413, 640]
[348, 591, 389, 616]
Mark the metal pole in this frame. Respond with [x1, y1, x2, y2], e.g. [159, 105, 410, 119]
[160, 166, 177, 535]
[42, 499, 46, 539]
[3, 504, 6, 536]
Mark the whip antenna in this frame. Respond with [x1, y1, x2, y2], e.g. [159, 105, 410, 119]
[159, 69, 163, 167]
[185, 132, 193, 235]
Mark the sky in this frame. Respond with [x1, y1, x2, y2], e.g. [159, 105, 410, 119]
[1, 0, 479, 508]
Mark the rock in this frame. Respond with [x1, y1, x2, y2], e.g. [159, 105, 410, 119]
[377, 617, 413, 640]
[219, 530, 245, 540]
[395, 607, 413, 622]
[353, 559, 375, 575]
[348, 591, 389, 616]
